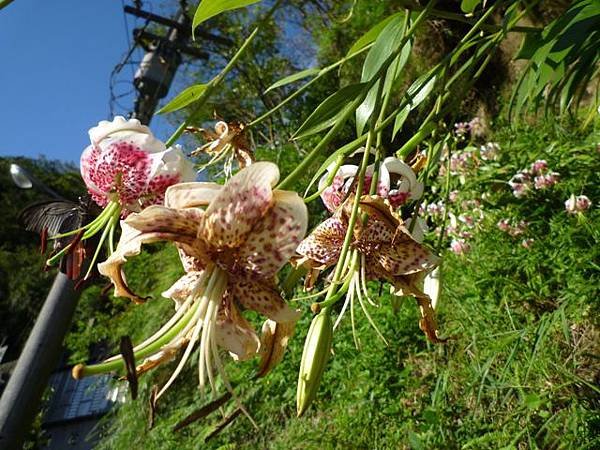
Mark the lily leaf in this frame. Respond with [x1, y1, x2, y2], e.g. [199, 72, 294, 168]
[293, 83, 367, 140]
[264, 68, 321, 94]
[392, 72, 436, 139]
[460, 0, 481, 14]
[0, 0, 15, 10]
[356, 13, 407, 136]
[346, 13, 402, 57]
[157, 84, 208, 114]
[193, 0, 261, 32]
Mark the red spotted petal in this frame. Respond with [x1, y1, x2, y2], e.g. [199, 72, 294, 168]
[230, 276, 300, 323]
[201, 162, 279, 248]
[236, 190, 308, 278]
[375, 234, 439, 276]
[296, 217, 346, 267]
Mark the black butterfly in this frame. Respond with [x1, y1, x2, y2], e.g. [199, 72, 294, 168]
[18, 196, 101, 280]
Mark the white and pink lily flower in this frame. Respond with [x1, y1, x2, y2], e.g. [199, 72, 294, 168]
[81, 116, 196, 213]
[318, 152, 423, 212]
[293, 195, 443, 343]
[45, 117, 196, 280]
[74, 163, 308, 404]
[565, 194, 592, 214]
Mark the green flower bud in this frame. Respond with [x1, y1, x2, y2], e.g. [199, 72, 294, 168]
[296, 309, 333, 417]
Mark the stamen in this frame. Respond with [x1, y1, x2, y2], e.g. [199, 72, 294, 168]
[349, 277, 360, 350]
[210, 335, 259, 430]
[354, 272, 389, 346]
[360, 254, 378, 307]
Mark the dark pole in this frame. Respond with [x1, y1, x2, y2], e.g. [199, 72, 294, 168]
[0, 274, 78, 449]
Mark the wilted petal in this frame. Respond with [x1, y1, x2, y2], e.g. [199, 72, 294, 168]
[257, 319, 296, 377]
[202, 162, 279, 248]
[165, 182, 222, 209]
[215, 294, 260, 361]
[391, 273, 447, 343]
[98, 222, 197, 303]
[296, 217, 346, 267]
[231, 276, 300, 323]
[237, 190, 308, 278]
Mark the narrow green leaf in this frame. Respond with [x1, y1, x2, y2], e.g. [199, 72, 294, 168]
[391, 73, 436, 140]
[460, 0, 481, 14]
[406, 72, 436, 107]
[346, 12, 402, 57]
[391, 105, 410, 140]
[157, 84, 208, 114]
[264, 68, 320, 94]
[293, 83, 367, 140]
[356, 14, 406, 136]
[193, 0, 261, 32]
[0, 0, 15, 10]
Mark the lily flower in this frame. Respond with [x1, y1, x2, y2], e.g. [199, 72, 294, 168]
[318, 153, 422, 212]
[190, 121, 254, 178]
[45, 117, 195, 279]
[293, 194, 443, 343]
[74, 162, 308, 404]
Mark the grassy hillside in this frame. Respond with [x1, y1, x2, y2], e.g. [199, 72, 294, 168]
[66, 119, 599, 449]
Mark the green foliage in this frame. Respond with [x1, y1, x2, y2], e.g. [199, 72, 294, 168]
[193, 0, 261, 31]
[157, 84, 208, 114]
[67, 120, 599, 449]
[511, 0, 600, 118]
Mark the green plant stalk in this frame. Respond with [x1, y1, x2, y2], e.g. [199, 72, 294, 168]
[321, 126, 377, 306]
[277, 0, 437, 191]
[77, 297, 203, 377]
[164, 0, 283, 147]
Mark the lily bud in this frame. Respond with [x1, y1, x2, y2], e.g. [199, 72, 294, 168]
[297, 310, 333, 417]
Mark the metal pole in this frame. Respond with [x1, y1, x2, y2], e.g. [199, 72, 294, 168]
[0, 273, 79, 449]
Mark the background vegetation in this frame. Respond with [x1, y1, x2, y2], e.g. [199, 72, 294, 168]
[1, 0, 598, 448]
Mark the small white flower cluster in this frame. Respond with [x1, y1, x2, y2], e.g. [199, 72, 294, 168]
[509, 160, 559, 198]
[564, 194, 592, 214]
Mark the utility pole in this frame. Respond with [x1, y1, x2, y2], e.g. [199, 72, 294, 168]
[0, 2, 227, 448]
[126, 0, 231, 124]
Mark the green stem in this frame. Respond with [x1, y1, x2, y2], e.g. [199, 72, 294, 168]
[164, 0, 283, 147]
[78, 292, 203, 377]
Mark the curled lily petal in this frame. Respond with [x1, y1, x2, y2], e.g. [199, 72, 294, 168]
[296, 216, 346, 267]
[257, 319, 296, 377]
[98, 222, 197, 303]
[319, 164, 358, 212]
[165, 182, 222, 209]
[202, 162, 279, 248]
[125, 205, 202, 236]
[215, 295, 260, 361]
[237, 190, 308, 278]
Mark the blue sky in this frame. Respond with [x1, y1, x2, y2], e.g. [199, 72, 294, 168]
[0, 1, 177, 164]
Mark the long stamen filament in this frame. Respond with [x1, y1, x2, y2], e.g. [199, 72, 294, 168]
[74, 271, 213, 377]
[155, 266, 226, 401]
